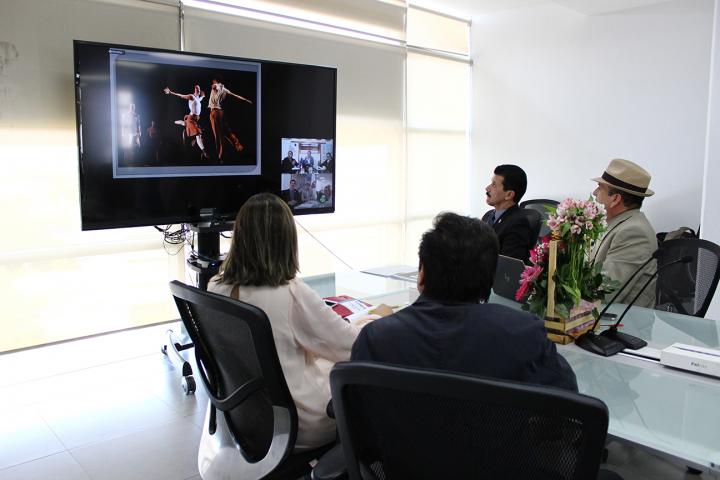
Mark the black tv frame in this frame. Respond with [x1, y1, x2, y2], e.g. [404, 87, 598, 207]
[74, 40, 337, 230]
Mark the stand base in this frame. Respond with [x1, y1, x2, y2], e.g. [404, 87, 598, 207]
[161, 222, 231, 394]
[599, 328, 648, 350]
[161, 328, 196, 395]
[576, 331, 625, 357]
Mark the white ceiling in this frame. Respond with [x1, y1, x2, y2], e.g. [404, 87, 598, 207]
[551, 0, 674, 15]
[411, 0, 675, 18]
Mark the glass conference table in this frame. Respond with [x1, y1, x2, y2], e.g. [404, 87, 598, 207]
[302, 270, 720, 476]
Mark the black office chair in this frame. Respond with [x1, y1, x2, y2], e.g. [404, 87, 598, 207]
[655, 238, 720, 317]
[481, 207, 542, 248]
[522, 208, 543, 245]
[169, 280, 332, 480]
[330, 362, 622, 480]
[520, 199, 560, 239]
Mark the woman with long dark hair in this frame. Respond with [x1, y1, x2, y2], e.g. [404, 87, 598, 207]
[209, 192, 387, 449]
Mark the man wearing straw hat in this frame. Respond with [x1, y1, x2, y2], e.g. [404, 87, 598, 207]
[591, 158, 657, 308]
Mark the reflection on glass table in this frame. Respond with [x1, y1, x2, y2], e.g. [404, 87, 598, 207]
[302, 270, 418, 307]
[494, 293, 720, 473]
[305, 271, 720, 475]
[563, 346, 720, 473]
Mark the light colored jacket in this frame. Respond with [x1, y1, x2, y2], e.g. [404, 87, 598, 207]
[591, 209, 658, 308]
[208, 277, 361, 450]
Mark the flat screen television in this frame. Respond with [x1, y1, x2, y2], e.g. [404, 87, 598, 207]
[74, 40, 336, 230]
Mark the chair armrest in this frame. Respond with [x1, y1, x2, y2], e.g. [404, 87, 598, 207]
[311, 443, 347, 480]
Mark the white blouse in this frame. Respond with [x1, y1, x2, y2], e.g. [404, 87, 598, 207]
[207, 277, 362, 450]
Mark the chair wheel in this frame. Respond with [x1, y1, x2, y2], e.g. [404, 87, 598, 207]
[182, 375, 196, 395]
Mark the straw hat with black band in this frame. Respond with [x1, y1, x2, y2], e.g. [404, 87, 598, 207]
[592, 158, 654, 197]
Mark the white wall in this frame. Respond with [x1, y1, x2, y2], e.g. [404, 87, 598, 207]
[470, 0, 714, 234]
[0, 0, 407, 350]
[701, 0, 720, 319]
[0, 0, 185, 351]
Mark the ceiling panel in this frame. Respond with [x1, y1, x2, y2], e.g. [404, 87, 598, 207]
[413, 0, 676, 18]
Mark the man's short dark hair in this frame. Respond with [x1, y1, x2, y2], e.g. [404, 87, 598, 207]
[607, 186, 644, 209]
[419, 212, 499, 303]
[494, 164, 527, 203]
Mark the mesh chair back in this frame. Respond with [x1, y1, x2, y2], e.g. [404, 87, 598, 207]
[522, 208, 543, 245]
[520, 199, 560, 239]
[169, 280, 297, 462]
[331, 362, 609, 480]
[655, 238, 720, 317]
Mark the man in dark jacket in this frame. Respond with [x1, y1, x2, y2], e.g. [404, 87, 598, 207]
[481, 164, 533, 263]
[352, 212, 577, 392]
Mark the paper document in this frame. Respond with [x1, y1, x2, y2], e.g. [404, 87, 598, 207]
[362, 265, 417, 278]
[345, 307, 374, 324]
[621, 346, 661, 361]
[391, 271, 419, 283]
[324, 295, 372, 319]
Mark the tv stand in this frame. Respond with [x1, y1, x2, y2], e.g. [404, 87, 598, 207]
[186, 222, 232, 290]
[162, 221, 233, 394]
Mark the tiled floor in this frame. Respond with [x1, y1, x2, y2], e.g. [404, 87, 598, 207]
[0, 323, 712, 480]
[0, 323, 204, 480]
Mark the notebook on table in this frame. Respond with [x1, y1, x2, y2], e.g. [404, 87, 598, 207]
[324, 295, 372, 322]
[361, 265, 420, 283]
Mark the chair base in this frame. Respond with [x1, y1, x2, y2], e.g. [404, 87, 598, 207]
[161, 328, 196, 395]
[597, 468, 624, 480]
[266, 443, 335, 480]
[199, 402, 316, 480]
[311, 444, 346, 480]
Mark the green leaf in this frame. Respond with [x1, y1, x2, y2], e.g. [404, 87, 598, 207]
[554, 303, 570, 318]
[527, 296, 546, 318]
[561, 283, 581, 305]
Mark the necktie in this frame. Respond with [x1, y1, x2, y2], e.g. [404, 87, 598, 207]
[489, 212, 497, 225]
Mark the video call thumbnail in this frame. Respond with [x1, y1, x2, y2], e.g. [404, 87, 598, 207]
[279, 138, 334, 210]
[280, 138, 334, 175]
[281, 173, 333, 210]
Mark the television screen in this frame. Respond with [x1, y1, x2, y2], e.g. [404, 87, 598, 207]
[74, 40, 336, 230]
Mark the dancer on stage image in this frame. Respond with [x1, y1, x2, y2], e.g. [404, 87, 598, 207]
[208, 75, 253, 161]
[163, 84, 209, 160]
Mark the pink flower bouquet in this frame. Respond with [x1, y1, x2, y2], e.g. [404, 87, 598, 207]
[515, 198, 617, 319]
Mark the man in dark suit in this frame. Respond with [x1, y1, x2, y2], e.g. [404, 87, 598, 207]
[482, 164, 533, 263]
[352, 212, 577, 392]
[281, 178, 302, 208]
[280, 150, 298, 173]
